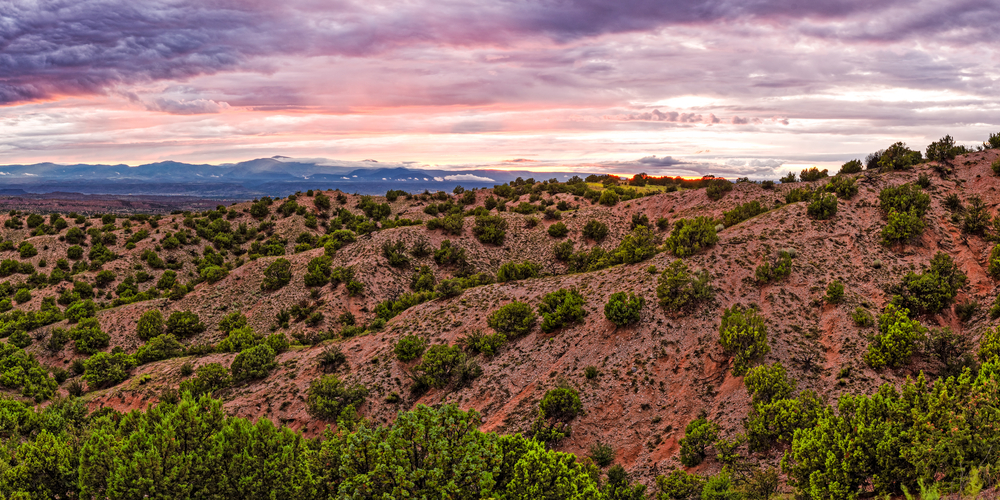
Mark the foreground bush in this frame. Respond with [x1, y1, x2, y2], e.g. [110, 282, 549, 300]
[865, 304, 926, 369]
[604, 292, 644, 327]
[656, 259, 713, 313]
[538, 288, 587, 333]
[664, 217, 718, 257]
[487, 301, 537, 338]
[718, 304, 770, 376]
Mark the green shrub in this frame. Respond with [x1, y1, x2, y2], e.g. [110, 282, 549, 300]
[989, 245, 1000, 278]
[656, 469, 705, 500]
[743, 362, 795, 407]
[963, 196, 991, 234]
[589, 442, 615, 467]
[800, 167, 829, 182]
[705, 179, 732, 201]
[217, 326, 261, 353]
[916, 173, 931, 188]
[260, 258, 292, 290]
[427, 213, 464, 235]
[582, 219, 609, 241]
[458, 330, 508, 357]
[664, 217, 718, 257]
[8, 330, 31, 349]
[230, 344, 276, 382]
[394, 335, 427, 362]
[412, 344, 468, 388]
[381, 240, 410, 268]
[179, 363, 231, 396]
[722, 200, 768, 227]
[745, 390, 823, 452]
[67, 245, 84, 260]
[880, 209, 926, 245]
[825, 280, 845, 304]
[889, 251, 967, 315]
[135, 334, 184, 364]
[487, 301, 537, 338]
[531, 387, 583, 444]
[18, 242, 37, 259]
[718, 304, 770, 376]
[806, 194, 837, 220]
[879, 183, 930, 217]
[71, 318, 110, 355]
[865, 304, 926, 368]
[218, 311, 248, 334]
[65, 299, 97, 322]
[496, 261, 540, 282]
[12, 287, 30, 304]
[851, 306, 874, 327]
[306, 374, 368, 420]
[614, 226, 660, 264]
[604, 292, 644, 327]
[993, 158, 1000, 176]
[547, 222, 568, 238]
[83, 351, 136, 389]
[598, 190, 619, 206]
[303, 255, 333, 287]
[679, 415, 719, 466]
[979, 325, 1000, 361]
[136, 310, 164, 340]
[656, 260, 713, 313]
[839, 159, 863, 174]
[538, 288, 586, 333]
[755, 250, 793, 284]
[473, 215, 508, 245]
[584, 365, 599, 379]
[877, 141, 922, 170]
[165, 311, 206, 338]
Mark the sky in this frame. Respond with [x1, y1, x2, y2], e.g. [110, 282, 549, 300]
[1, 0, 999, 178]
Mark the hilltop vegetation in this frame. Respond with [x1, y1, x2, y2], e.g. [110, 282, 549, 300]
[1, 134, 1000, 497]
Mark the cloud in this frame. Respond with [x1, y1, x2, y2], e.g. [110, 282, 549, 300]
[444, 174, 495, 182]
[147, 98, 231, 115]
[636, 155, 685, 167]
[604, 110, 720, 124]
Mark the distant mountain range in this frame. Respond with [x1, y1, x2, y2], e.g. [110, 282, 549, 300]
[0, 157, 588, 199]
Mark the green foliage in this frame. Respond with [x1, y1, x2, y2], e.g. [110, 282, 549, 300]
[531, 387, 583, 444]
[582, 219, 609, 241]
[70, 318, 110, 355]
[800, 167, 829, 182]
[664, 217, 718, 257]
[230, 343, 277, 382]
[487, 301, 537, 338]
[719, 304, 770, 376]
[547, 222, 568, 238]
[614, 225, 660, 264]
[925, 134, 963, 164]
[83, 351, 136, 389]
[656, 469, 705, 500]
[963, 196, 991, 234]
[881, 208, 926, 245]
[993, 158, 1000, 176]
[782, 364, 1000, 500]
[65, 299, 97, 323]
[825, 279, 845, 304]
[394, 334, 427, 361]
[458, 329, 508, 356]
[656, 259, 713, 313]
[722, 200, 768, 227]
[889, 251, 967, 315]
[303, 255, 333, 287]
[374, 291, 434, 320]
[755, 250, 793, 284]
[496, 260, 540, 282]
[0, 343, 58, 400]
[589, 441, 615, 467]
[135, 334, 184, 364]
[178, 362, 231, 396]
[472, 215, 508, 245]
[217, 326, 262, 352]
[135, 310, 163, 340]
[537, 288, 586, 333]
[746, 390, 823, 452]
[412, 344, 470, 389]
[604, 292, 644, 327]
[306, 374, 369, 420]
[679, 415, 719, 466]
[839, 159, 863, 174]
[165, 310, 206, 338]
[426, 213, 464, 235]
[12, 288, 30, 304]
[880, 183, 931, 217]
[806, 193, 837, 220]
[744, 362, 795, 407]
[381, 240, 410, 267]
[978, 325, 1000, 362]
[866, 304, 927, 369]
[261, 258, 292, 290]
[877, 141, 922, 170]
[598, 189, 620, 206]
[705, 179, 733, 201]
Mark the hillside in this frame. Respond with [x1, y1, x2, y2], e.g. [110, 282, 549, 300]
[3, 147, 1000, 498]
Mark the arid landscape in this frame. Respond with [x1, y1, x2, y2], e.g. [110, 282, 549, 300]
[3, 140, 1000, 497]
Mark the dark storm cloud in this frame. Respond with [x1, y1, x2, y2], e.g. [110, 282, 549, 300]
[2, 0, 997, 105]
